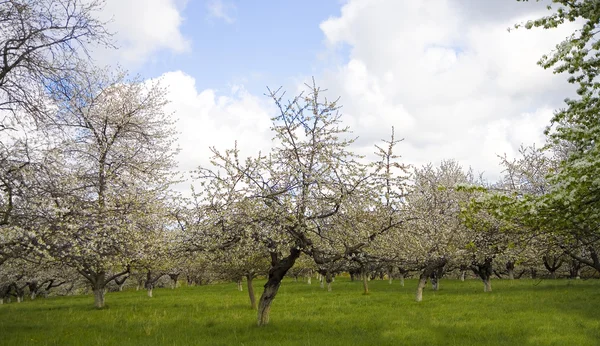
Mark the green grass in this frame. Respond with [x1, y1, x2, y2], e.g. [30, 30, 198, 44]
[1, 278, 599, 345]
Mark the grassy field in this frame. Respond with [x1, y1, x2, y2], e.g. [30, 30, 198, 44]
[1, 278, 599, 345]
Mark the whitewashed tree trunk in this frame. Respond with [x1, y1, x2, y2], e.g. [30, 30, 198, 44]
[362, 269, 369, 294]
[16, 296, 22, 303]
[327, 282, 332, 292]
[147, 288, 153, 298]
[237, 279, 243, 292]
[399, 273, 405, 287]
[460, 270, 466, 281]
[307, 277, 311, 285]
[30, 291, 37, 300]
[483, 279, 492, 292]
[416, 276, 427, 302]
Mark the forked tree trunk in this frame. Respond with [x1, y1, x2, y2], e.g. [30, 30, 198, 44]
[257, 248, 300, 326]
[471, 257, 493, 292]
[247, 274, 256, 310]
[415, 258, 447, 302]
[543, 256, 563, 279]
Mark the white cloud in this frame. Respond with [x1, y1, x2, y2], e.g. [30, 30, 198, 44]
[92, 0, 190, 67]
[317, 0, 578, 181]
[206, 0, 236, 24]
[158, 71, 273, 192]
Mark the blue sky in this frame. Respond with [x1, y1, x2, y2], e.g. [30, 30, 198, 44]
[137, 0, 349, 95]
[98, 0, 577, 184]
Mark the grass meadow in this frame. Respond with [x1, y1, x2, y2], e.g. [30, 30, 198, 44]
[1, 278, 599, 345]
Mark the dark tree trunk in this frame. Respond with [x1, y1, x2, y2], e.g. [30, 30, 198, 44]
[114, 274, 129, 292]
[530, 267, 537, 279]
[257, 248, 301, 326]
[169, 273, 179, 289]
[568, 259, 582, 279]
[145, 270, 164, 298]
[27, 281, 39, 300]
[325, 271, 333, 292]
[506, 261, 515, 280]
[470, 257, 493, 292]
[543, 255, 563, 279]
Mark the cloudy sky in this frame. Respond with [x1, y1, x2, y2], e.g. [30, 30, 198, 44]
[95, 0, 578, 187]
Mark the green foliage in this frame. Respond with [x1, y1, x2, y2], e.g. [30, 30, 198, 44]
[494, 1, 600, 239]
[1, 279, 599, 345]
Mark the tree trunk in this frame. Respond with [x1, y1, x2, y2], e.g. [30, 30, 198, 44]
[237, 278, 243, 291]
[361, 268, 369, 295]
[93, 288, 105, 308]
[169, 274, 179, 289]
[90, 271, 107, 309]
[257, 248, 300, 326]
[460, 270, 466, 281]
[506, 261, 515, 280]
[326, 271, 333, 292]
[147, 287, 153, 297]
[307, 276, 311, 285]
[430, 272, 439, 291]
[483, 278, 492, 292]
[246, 274, 256, 310]
[471, 257, 493, 293]
[416, 275, 427, 302]
[399, 273, 405, 287]
[30, 291, 36, 300]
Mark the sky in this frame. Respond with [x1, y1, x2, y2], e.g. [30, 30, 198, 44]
[92, 0, 579, 189]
